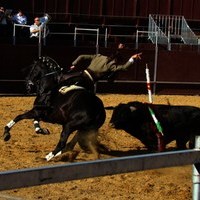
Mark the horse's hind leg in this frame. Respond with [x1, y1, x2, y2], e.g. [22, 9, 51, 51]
[64, 131, 79, 151]
[78, 130, 100, 159]
[3, 110, 35, 141]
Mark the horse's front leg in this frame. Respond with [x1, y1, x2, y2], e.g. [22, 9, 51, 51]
[33, 120, 50, 135]
[3, 110, 35, 141]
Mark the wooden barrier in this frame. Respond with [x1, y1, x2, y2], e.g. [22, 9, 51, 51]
[1, 44, 200, 95]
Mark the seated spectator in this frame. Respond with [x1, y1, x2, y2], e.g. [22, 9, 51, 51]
[12, 9, 27, 25]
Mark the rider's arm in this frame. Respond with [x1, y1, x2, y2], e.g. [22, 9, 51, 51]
[109, 53, 142, 72]
[72, 54, 96, 66]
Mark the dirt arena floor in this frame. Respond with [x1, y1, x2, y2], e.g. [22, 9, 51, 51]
[1, 94, 200, 200]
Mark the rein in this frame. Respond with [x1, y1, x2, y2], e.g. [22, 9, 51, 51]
[41, 70, 61, 79]
[26, 56, 63, 94]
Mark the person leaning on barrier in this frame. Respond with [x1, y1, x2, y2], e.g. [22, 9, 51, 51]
[30, 17, 43, 39]
[30, 16, 49, 40]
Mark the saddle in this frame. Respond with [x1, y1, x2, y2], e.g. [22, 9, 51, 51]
[59, 71, 82, 83]
[59, 85, 85, 94]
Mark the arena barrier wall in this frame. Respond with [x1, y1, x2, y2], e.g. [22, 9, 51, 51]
[1, 136, 200, 199]
[1, 44, 200, 95]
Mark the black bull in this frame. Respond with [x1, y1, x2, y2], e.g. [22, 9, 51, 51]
[109, 101, 200, 151]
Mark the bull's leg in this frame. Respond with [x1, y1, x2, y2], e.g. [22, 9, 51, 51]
[33, 120, 50, 135]
[3, 109, 36, 141]
[155, 132, 165, 152]
[189, 134, 196, 149]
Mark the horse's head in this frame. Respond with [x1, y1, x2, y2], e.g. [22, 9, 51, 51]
[26, 56, 63, 94]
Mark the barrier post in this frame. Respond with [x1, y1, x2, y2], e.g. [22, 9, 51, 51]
[136, 30, 139, 49]
[73, 27, 99, 54]
[105, 28, 108, 48]
[153, 31, 158, 94]
[38, 26, 42, 57]
[74, 27, 77, 47]
[96, 28, 99, 54]
[193, 136, 200, 200]
[13, 23, 16, 45]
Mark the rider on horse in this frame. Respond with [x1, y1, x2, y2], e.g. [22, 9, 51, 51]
[67, 44, 142, 92]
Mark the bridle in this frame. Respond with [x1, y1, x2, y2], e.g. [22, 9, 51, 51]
[26, 56, 63, 93]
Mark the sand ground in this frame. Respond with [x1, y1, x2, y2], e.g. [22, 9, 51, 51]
[0, 94, 199, 200]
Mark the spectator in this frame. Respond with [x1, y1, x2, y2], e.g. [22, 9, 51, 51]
[0, 6, 6, 24]
[12, 9, 27, 25]
[30, 17, 42, 38]
[30, 17, 49, 41]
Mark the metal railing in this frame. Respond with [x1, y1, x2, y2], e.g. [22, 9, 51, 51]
[148, 14, 169, 48]
[12, 24, 31, 46]
[74, 27, 100, 54]
[13, 22, 49, 57]
[181, 17, 198, 45]
[148, 14, 198, 50]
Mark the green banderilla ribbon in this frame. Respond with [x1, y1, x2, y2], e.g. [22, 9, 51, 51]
[148, 106, 164, 136]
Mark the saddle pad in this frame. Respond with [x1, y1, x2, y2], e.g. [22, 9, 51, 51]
[59, 85, 85, 94]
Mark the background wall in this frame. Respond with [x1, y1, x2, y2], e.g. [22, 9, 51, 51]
[1, 44, 200, 95]
[1, 0, 200, 95]
[2, 0, 200, 20]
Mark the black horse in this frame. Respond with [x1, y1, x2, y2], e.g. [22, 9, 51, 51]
[26, 56, 95, 135]
[3, 56, 106, 161]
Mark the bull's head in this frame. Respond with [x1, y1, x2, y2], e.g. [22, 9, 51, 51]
[109, 103, 136, 129]
[109, 101, 159, 151]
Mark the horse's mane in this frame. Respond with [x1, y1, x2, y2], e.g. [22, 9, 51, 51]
[39, 56, 63, 72]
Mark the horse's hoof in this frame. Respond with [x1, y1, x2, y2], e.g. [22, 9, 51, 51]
[45, 152, 54, 161]
[3, 132, 11, 141]
[45, 151, 62, 161]
[54, 151, 62, 157]
[36, 128, 50, 135]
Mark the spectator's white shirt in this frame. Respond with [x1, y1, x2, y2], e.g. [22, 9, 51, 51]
[30, 24, 41, 38]
[30, 23, 49, 38]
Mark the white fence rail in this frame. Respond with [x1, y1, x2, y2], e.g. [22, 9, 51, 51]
[74, 27, 101, 54]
